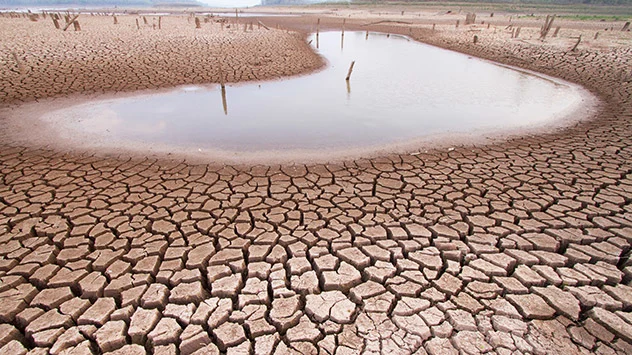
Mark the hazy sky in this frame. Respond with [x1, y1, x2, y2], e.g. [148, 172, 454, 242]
[197, 0, 262, 7]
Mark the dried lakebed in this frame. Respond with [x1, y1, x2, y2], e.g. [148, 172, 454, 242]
[13, 31, 595, 162]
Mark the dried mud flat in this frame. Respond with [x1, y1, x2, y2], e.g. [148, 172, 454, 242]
[0, 8, 631, 355]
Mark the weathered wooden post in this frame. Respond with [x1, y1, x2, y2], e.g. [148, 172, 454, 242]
[540, 15, 555, 39]
[571, 35, 581, 51]
[73, 20, 81, 31]
[52, 16, 60, 29]
[136, 18, 140, 30]
[158, 16, 162, 29]
[195, 17, 201, 29]
[594, 31, 599, 40]
[345, 61, 355, 81]
[622, 22, 630, 31]
[553, 26, 561, 37]
[456, 20, 460, 28]
[113, 15, 117, 24]
[473, 35, 478, 43]
[143, 16, 147, 24]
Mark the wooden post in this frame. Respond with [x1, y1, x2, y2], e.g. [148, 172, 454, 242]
[456, 20, 460, 28]
[316, 18, 320, 36]
[143, 16, 147, 24]
[52, 16, 60, 29]
[345, 61, 355, 81]
[62, 15, 79, 31]
[342, 18, 345, 37]
[622, 22, 630, 31]
[594, 32, 599, 40]
[365, 30, 369, 39]
[136, 18, 140, 30]
[158, 16, 161, 29]
[571, 35, 581, 52]
[473, 35, 478, 43]
[195, 17, 201, 29]
[11, 52, 23, 73]
[235, 8, 238, 20]
[113, 15, 117, 24]
[553, 26, 561, 37]
[515, 27, 521, 38]
[257, 21, 269, 30]
[540, 15, 555, 39]
[221, 86, 228, 115]
[432, 23, 435, 31]
[73, 20, 81, 31]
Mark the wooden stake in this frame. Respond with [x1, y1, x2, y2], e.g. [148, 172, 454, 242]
[540, 15, 555, 39]
[257, 21, 269, 30]
[571, 35, 581, 52]
[73, 20, 81, 31]
[158, 16, 161, 29]
[195, 17, 201, 29]
[553, 26, 561, 37]
[113, 15, 117, 24]
[221, 86, 228, 115]
[345, 61, 355, 81]
[52, 16, 60, 29]
[62, 14, 79, 31]
[136, 18, 140, 30]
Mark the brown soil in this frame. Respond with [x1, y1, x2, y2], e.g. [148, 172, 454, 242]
[0, 8, 631, 355]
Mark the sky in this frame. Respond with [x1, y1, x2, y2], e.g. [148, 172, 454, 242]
[196, 0, 262, 7]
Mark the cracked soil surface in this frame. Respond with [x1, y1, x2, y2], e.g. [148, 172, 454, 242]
[0, 7, 632, 355]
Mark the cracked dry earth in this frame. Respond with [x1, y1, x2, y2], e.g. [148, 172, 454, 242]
[1, 13, 632, 355]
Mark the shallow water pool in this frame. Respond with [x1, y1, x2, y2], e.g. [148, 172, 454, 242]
[41, 31, 591, 157]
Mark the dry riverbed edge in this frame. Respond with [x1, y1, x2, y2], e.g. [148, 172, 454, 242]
[0, 11, 631, 355]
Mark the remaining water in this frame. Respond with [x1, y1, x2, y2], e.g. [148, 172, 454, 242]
[43, 31, 589, 154]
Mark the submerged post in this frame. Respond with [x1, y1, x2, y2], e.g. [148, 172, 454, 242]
[345, 61, 355, 81]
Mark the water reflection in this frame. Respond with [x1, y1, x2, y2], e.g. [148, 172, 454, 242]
[43, 31, 588, 153]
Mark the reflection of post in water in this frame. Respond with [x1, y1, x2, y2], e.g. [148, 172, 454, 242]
[346, 79, 351, 99]
[316, 18, 320, 49]
[341, 19, 345, 50]
[218, 67, 228, 115]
